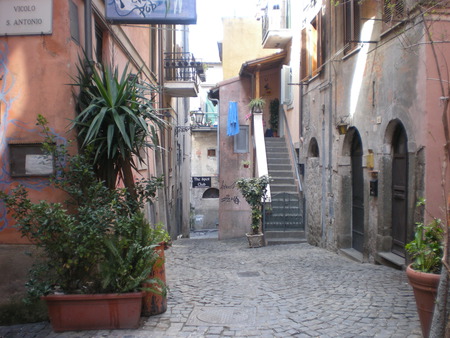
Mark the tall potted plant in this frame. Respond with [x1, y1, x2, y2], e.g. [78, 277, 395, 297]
[236, 175, 270, 248]
[405, 199, 444, 338]
[269, 98, 279, 136]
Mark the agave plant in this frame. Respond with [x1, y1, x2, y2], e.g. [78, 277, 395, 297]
[71, 59, 166, 201]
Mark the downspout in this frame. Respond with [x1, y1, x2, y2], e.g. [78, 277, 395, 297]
[209, 98, 220, 176]
[85, 0, 93, 65]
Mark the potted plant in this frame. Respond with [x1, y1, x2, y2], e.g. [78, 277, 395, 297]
[241, 160, 251, 169]
[405, 198, 444, 338]
[0, 116, 165, 332]
[269, 98, 279, 137]
[142, 223, 171, 316]
[236, 175, 271, 248]
[248, 97, 266, 114]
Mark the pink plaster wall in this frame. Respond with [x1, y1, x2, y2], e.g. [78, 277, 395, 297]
[217, 77, 253, 239]
[423, 17, 450, 220]
[0, 1, 153, 244]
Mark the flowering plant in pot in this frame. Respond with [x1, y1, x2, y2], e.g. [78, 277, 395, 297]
[235, 175, 270, 248]
[0, 116, 165, 331]
[405, 198, 444, 338]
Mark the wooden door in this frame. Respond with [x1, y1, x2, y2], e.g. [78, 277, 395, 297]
[392, 126, 408, 257]
[351, 132, 364, 253]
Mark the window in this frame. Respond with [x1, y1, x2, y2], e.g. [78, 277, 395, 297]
[69, 0, 80, 43]
[95, 22, 103, 63]
[202, 188, 219, 199]
[344, 0, 360, 55]
[382, 0, 405, 32]
[234, 125, 249, 153]
[207, 148, 216, 157]
[300, 13, 324, 81]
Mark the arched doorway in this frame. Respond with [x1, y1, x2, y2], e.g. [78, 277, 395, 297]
[351, 130, 364, 253]
[391, 124, 408, 257]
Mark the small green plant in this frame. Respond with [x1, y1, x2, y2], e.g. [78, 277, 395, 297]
[236, 175, 271, 234]
[241, 160, 251, 168]
[248, 97, 266, 113]
[405, 198, 444, 274]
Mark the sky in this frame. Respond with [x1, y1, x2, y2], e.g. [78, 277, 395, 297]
[189, 0, 259, 62]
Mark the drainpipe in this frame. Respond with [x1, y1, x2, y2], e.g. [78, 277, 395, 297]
[209, 98, 220, 176]
[85, 0, 93, 65]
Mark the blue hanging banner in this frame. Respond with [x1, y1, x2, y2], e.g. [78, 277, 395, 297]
[227, 101, 239, 136]
[106, 0, 197, 25]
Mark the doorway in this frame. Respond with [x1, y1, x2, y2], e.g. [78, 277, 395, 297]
[391, 125, 408, 257]
[351, 131, 364, 253]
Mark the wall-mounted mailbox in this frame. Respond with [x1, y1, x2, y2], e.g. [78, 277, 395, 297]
[370, 179, 378, 197]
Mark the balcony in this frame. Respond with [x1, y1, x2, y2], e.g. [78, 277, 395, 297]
[261, 1, 292, 49]
[163, 52, 205, 97]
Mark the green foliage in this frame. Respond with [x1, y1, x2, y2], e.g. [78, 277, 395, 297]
[405, 199, 444, 274]
[71, 59, 166, 190]
[0, 297, 48, 325]
[0, 117, 165, 299]
[269, 98, 280, 132]
[248, 97, 266, 113]
[236, 175, 271, 234]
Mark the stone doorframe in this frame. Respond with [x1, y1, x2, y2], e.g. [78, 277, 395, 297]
[336, 127, 369, 260]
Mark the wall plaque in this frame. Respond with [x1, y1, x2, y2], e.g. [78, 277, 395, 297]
[192, 176, 211, 188]
[0, 0, 53, 36]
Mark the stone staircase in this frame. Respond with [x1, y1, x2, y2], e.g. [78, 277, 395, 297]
[264, 137, 306, 245]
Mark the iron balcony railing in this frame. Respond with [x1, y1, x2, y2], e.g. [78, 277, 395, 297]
[164, 52, 206, 83]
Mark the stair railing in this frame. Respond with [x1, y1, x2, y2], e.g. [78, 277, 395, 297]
[280, 105, 303, 193]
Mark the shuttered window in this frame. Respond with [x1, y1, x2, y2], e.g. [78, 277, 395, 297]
[300, 13, 324, 81]
[344, 0, 360, 55]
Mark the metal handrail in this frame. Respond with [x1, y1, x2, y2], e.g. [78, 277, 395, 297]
[280, 106, 303, 192]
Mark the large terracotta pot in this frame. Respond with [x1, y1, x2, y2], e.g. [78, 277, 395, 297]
[406, 264, 440, 338]
[142, 243, 167, 316]
[42, 292, 144, 332]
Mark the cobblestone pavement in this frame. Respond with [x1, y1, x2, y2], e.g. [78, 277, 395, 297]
[0, 237, 421, 337]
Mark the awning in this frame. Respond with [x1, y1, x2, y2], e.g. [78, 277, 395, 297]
[239, 51, 287, 77]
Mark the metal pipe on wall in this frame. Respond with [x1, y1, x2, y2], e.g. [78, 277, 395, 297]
[85, 0, 93, 63]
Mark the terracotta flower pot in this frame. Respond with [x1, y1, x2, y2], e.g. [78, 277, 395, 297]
[43, 292, 144, 332]
[142, 243, 167, 316]
[406, 264, 440, 338]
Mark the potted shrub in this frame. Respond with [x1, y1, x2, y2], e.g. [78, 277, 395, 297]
[0, 116, 165, 332]
[142, 223, 171, 316]
[236, 175, 271, 248]
[248, 97, 266, 114]
[405, 199, 444, 338]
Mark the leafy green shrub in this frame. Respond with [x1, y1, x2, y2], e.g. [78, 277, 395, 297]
[405, 199, 444, 274]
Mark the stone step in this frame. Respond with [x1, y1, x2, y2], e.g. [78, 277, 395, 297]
[264, 230, 306, 245]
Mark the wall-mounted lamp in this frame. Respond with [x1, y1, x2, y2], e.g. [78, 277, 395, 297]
[192, 108, 205, 126]
[337, 123, 349, 135]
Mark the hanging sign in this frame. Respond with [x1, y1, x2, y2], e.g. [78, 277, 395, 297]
[106, 0, 197, 25]
[192, 176, 211, 188]
[0, 0, 53, 36]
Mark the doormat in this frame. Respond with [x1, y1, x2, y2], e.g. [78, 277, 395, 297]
[186, 306, 256, 326]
